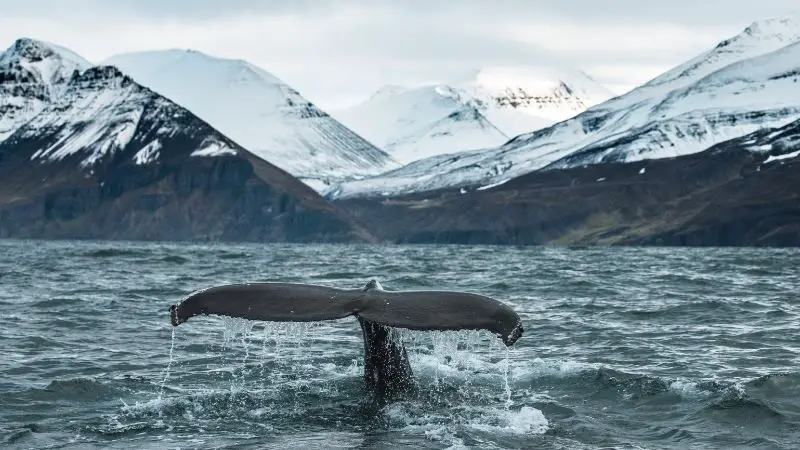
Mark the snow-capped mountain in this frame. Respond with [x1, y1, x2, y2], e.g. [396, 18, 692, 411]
[328, 16, 800, 199]
[455, 66, 615, 125]
[645, 16, 800, 90]
[334, 65, 613, 164]
[103, 50, 399, 191]
[0, 38, 91, 142]
[334, 119, 800, 247]
[333, 86, 511, 164]
[0, 62, 375, 242]
[6, 65, 240, 168]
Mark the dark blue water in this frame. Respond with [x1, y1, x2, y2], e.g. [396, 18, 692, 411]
[1, 241, 798, 449]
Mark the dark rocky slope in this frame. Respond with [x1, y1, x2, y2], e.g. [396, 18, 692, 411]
[0, 65, 375, 243]
[335, 120, 800, 247]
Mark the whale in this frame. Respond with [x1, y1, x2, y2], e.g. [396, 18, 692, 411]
[169, 279, 523, 401]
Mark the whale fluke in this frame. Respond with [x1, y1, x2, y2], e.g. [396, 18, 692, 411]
[169, 280, 524, 400]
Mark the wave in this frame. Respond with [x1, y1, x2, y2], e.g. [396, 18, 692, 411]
[706, 394, 785, 419]
[29, 297, 83, 308]
[1, 424, 40, 445]
[214, 252, 252, 260]
[315, 271, 369, 280]
[748, 372, 800, 390]
[80, 249, 149, 258]
[159, 255, 190, 264]
[512, 359, 800, 403]
[15, 335, 70, 351]
[87, 384, 370, 437]
[483, 281, 513, 290]
[0, 378, 122, 410]
[385, 276, 437, 287]
[625, 299, 737, 318]
[39, 378, 121, 401]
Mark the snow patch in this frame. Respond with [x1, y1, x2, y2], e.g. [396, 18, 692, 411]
[133, 140, 162, 165]
[25, 81, 145, 167]
[191, 140, 237, 157]
[477, 179, 510, 191]
[764, 149, 800, 163]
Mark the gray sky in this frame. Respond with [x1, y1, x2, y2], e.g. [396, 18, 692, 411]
[0, 0, 797, 108]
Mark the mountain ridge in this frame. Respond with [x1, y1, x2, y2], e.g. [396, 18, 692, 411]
[333, 63, 612, 164]
[0, 42, 376, 242]
[0, 38, 91, 141]
[103, 49, 399, 192]
[328, 16, 800, 199]
[333, 117, 800, 247]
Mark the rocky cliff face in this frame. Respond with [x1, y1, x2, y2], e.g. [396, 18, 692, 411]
[0, 154, 372, 242]
[0, 60, 375, 243]
[334, 119, 800, 247]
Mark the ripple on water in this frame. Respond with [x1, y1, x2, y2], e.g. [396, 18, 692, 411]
[159, 255, 190, 264]
[79, 248, 151, 258]
[29, 297, 83, 308]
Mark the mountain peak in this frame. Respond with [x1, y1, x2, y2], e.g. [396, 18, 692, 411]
[105, 48, 285, 87]
[639, 15, 800, 92]
[714, 15, 800, 50]
[331, 12, 800, 200]
[8, 37, 53, 60]
[0, 39, 92, 142]
[0, 54, 374, 242]
[455, 64, 615, 124]
[2, 38, 91, 69]
[466, 65, 608, 95]
[102, 49, 397, 190]
[0, 37, 91, 89]
[742, 15, 799, 38]
[334, 61, 610, 165]
[369, 85, 407, 100]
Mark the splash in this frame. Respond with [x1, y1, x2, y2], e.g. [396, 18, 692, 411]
[396, 327, 519, 413]
[146, 316, 533, 443]
[401, 329, 507, 377]
[468, 406, 549, 435]
[385, 402, 549, 448]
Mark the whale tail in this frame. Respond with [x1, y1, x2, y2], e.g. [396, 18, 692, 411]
[169, 280, 523, 346]
[169, 280, 523, 399]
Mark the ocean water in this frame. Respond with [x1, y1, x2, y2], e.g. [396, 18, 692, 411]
[1, 240, 798, 449]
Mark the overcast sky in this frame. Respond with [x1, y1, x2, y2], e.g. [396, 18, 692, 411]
[0, 0, 797, 108]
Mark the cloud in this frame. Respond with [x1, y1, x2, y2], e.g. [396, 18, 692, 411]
[0, 0, 796, 107]
[4, 0, 794, 26]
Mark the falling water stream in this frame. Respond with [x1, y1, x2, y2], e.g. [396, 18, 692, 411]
[157, 328, 175, 403]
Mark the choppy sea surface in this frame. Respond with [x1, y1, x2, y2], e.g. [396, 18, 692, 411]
[1, 240, 799, 449]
